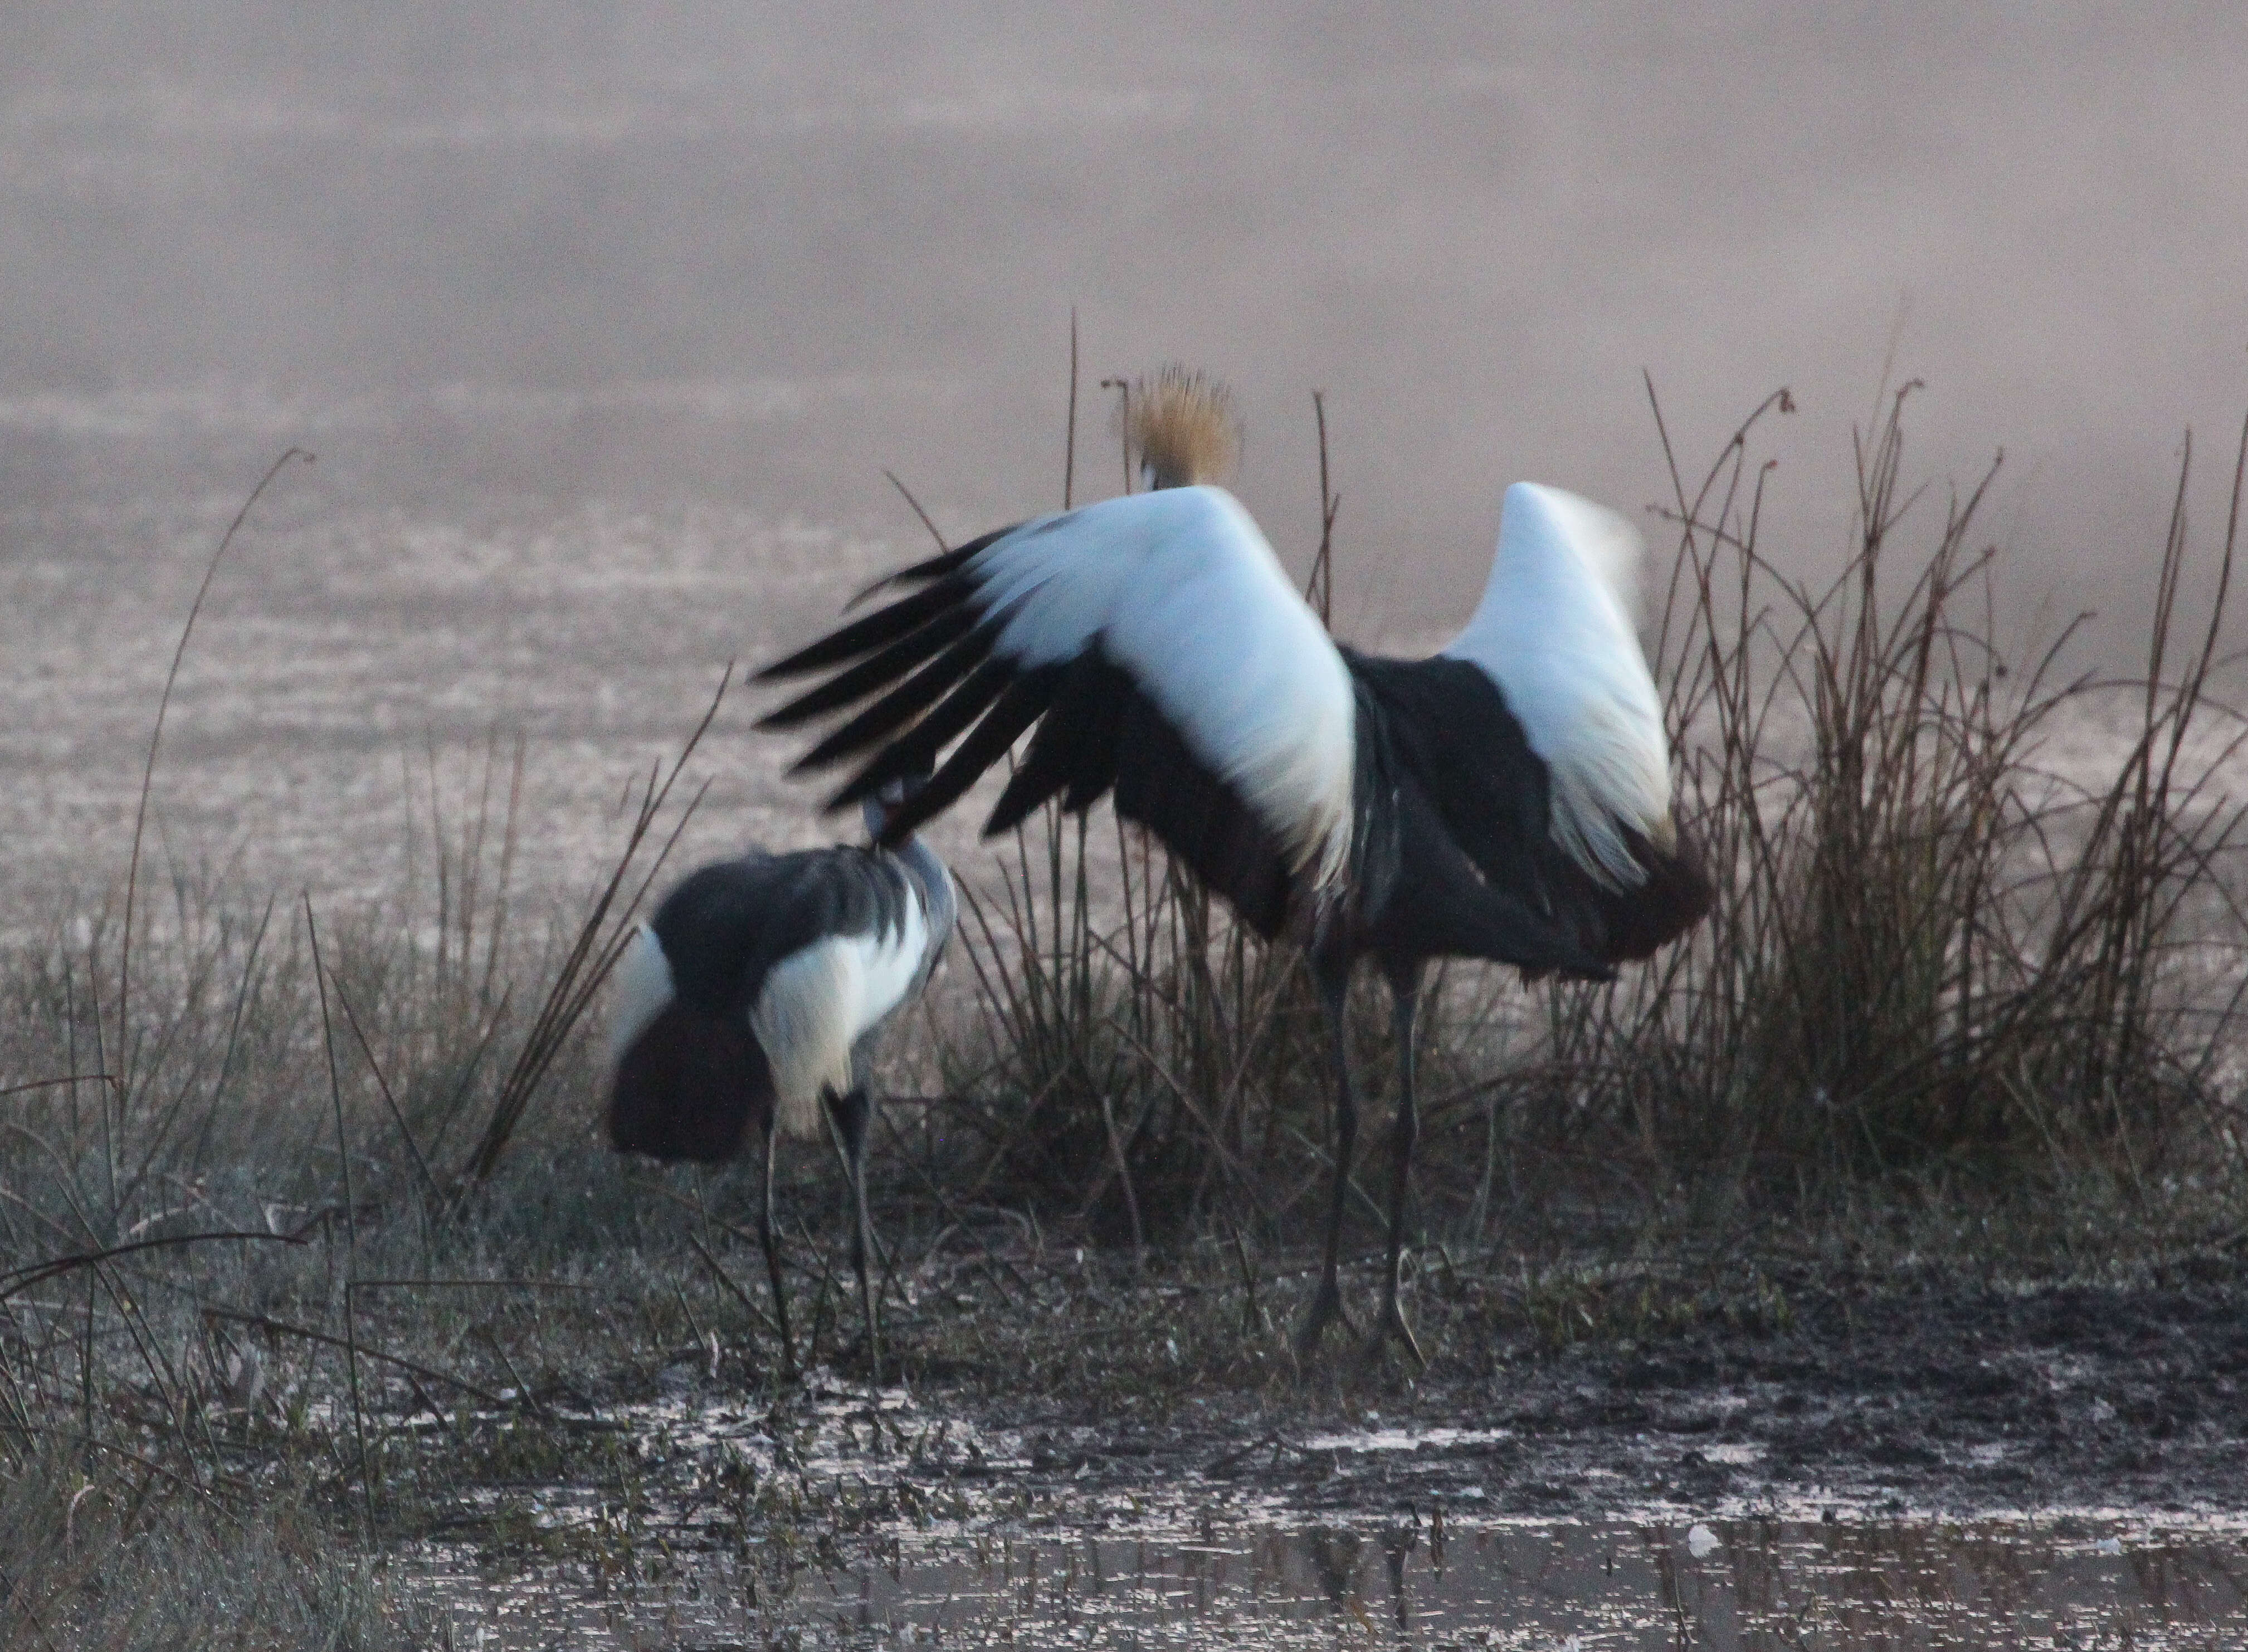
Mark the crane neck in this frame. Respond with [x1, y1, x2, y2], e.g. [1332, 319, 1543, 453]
[863, 796, 955, 945]
[862, 791, 954, 942]
[890, 830, 956, 946]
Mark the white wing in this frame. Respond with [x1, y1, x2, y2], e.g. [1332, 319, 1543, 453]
[1444, 482, 1672, 889]
[765, 485, 1357, 888]
[974, 487, 1354, 881]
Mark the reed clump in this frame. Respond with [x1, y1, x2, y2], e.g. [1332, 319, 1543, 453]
[1, 618, 723, 1643]
[1523, 383, 2248, 1196]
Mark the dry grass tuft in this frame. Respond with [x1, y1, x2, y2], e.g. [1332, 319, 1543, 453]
[1516, 380, 2248, 1198]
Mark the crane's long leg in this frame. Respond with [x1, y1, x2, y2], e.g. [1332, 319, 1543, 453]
[1295, 951, 1359, 1358]
[1371, 960, 1428, 1368]
[759, 1115, 797, 1380]
[827, 1083, 882, 1384]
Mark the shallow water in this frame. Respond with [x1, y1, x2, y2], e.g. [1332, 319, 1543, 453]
[384, 1375, 2248, 1648]
[411, 1510, 2248, 1649]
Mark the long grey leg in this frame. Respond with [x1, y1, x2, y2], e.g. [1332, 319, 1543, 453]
[1371, 959, 1428, 1368]
[827, 1082, 881, 1384]
[759, 1113, 796, 1380]
[1295, 950, 1359, 1358]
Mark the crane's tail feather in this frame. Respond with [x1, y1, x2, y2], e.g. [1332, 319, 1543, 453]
[608, 1001, 773, 1164]
[1584, 819, 1714, 963]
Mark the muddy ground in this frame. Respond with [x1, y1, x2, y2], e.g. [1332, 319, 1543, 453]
[428, 1241, 2248, 1552]
[28, 1182, 2248, 1645]
[958, 1268, 2248, 1521]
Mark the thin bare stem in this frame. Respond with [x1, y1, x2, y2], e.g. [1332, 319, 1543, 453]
[1064, 308, 1080, 509]
[116, 449, 312, 1101]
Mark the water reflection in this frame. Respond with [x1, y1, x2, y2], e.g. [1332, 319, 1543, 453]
[413, 1512, 2248, 1648]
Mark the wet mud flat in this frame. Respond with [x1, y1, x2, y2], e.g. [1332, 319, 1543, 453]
[399, 1253, 2248, 1646]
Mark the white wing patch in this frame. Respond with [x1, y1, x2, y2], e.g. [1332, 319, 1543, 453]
[1445, 482, 1674, 889]
[971, 486, 1356, 888]
[608, 925, 675, 1067]
[749, 892, 930, 1139]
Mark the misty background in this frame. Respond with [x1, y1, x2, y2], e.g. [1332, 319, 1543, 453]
[4, 3, 2247, 918]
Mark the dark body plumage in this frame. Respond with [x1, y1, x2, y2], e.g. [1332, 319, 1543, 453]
[608, 848, 919, 1159]
[757, 481, 1710, 1361]
[1342, 654, 1713, 970]
[607, 821, 952, 1380]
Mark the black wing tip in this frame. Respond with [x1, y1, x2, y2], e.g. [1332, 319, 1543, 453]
[752, 578, 967, 686]
[796, 711, 925, 779]
[752, 648, 826, 686]
[758, 674, 874, 730]
[830, 756, 909, 810]
[827, 769, 882, 811]
[982, 793, 1038, 841]
[759, 529, 1011, 682]
[755, 698, 818, 731]
[791, 720, 882, 774]
[841, 551, 954, 612]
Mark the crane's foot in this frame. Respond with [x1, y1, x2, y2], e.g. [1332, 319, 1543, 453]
[1294, 1275, 1357, 1361]
[1359, 1293, 1427, 1373]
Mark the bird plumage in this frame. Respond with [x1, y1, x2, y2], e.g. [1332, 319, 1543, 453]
[608, 844, 943, 1150]
[1445, 482, 1675, 891]
[757, 468, 1710, 1362]
[765, 485, 1359, 894]
[606, 808, 953, 1378]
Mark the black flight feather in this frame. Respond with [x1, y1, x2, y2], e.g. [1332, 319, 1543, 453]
[754, 573, 975, 682]
[758, 606, 981, 730]
[829, 657, 1016, 809]
[874, 667, 1066, 844]
[840, 522, 1017, 608]
[984, 652, 1129, 836]
[789, 624, 998, 773]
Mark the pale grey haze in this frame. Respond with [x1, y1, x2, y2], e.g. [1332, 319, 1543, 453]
[3, 4, 2246, 916]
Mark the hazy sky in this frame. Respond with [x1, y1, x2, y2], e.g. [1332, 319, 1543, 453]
[6, 3, 2248, 645]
